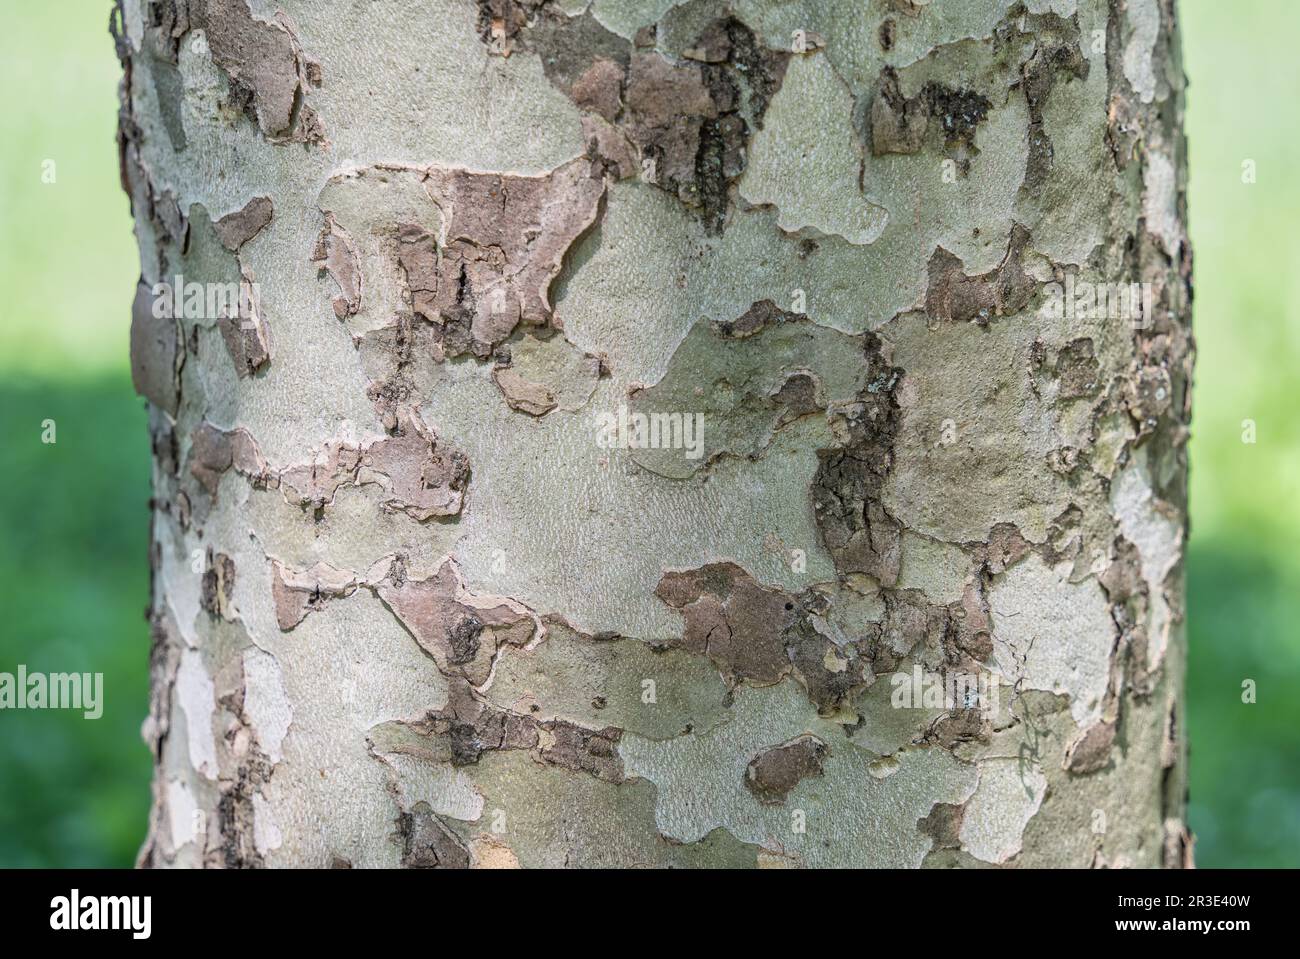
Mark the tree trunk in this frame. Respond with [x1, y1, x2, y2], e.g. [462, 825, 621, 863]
[117, 0, 1192, 869]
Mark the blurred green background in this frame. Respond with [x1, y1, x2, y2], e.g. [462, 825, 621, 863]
[0, 2, 1296, 867]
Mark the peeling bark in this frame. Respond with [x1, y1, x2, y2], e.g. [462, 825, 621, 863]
[744, 735, 828, 804]
[121, 0, 1191, 868]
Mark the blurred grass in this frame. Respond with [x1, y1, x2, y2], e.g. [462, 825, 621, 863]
[1186, 544, 1300, 866]
[0, 381, 150, 867]
[0, 2, 1295, 867]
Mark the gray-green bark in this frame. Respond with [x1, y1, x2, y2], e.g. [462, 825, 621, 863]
[118, 0, 1192, 868]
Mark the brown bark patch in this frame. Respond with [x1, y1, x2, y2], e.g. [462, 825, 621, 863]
[870, 69, 992, 162]
[187, 412, 467, 520]
[187, 422, 266, 498]
[477, 5, 788, 232]
[1064, 719, 1116, 774]
[270, 560, 358, 631]
[812, 332, 904, 585]
[655, 562, 867, 713]
[398, 805, 471, 869]
[998, 8, 1089, 193]
[870, 66, 929, 155]
[383, 679, 625, 783]
[918, 801, 966, 850]
[712, 298, 802, 339]
[277, 410, 469, 520]
[312, 212, 363, 320]
[195, 0, 325, 142]
[200, 551, 237, 620]
[417, 160, 605, 356]
[376, 560, 534, 686]
[925, 224, 1036, 326]
[214, 196, 274, 251]
[1055, 338, 1101, 399]
[744, 735, 828, 805]
[216, 270, 271, 377]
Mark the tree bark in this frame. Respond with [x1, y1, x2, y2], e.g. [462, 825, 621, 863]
[117, 0, 1192, 868]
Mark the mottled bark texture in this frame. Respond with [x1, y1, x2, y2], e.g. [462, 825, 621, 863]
[119, 0, 1192, 868]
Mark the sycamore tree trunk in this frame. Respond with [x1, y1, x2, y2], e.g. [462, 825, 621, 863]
[117, 0, 1192, 869]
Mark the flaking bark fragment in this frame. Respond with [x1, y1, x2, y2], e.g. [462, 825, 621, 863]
[923, 82, 992, 153]
[623, 19, 787, 231]
[200, 551, 237, 620]
[870, 70, 992, 165]
[712, 298, 801, 339]
[214, 196, 274, 251]
[477, 5, 788, 232]
[141, 611, 182, 761]
[870, 67, 928, 156]
[278, 411, 468, 520]
[270, 560, 358, 631]
[208, 754, 273, 868]
[194, 0, 325, 142]
[630, 302, 871, 477]
[474, 0, 539, 53]
[1122, 361, 1174, 439]
[976, 523, 1031, 576]
[571, 58, 624, 123]
[996, 7, 1089, 193]
[187, 412, 469, 521]
[1064, 720, 1116, 774]
[398, 805, 471, 869]
[655, 562, 867, 714]
[380, 677, 625, 783]
[744, 735, 828, 805]
[312, 212, 363, 320]
[1055, 338, 1101, 399]
[188, 422, 267, 499]
[925, 708, 991, 749]
[356, 314, 444, 430]
[216, 269, 271, 377]
[917, 802, 967, 856]
[812, 332, 904, 585]
[322, 159, 605, 360]
[492, 363, 556, 416]
[394, 224, 439, 326]
[924, 224, 1035, 326]
[376, 559, 534, 686]
[421, 160, 605, 355]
